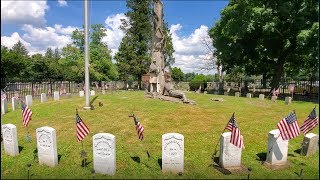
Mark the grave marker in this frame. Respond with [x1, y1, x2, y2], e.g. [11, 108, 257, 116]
[36, 126, 58, 167]
[162, 133, 184, 174]
[2, 124, 19, 156]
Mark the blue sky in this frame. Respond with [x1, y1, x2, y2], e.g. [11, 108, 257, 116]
[1, 0, 229, 74]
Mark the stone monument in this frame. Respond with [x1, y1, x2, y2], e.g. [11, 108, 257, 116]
[93, 133, 116, 175]
[265, 129, 289, 167]
[300, 133, 318, 156]
[219, 132, 242, 169]
[1, 99, 8, 114]
[12, 97, 18, 111]
[259, 94, 265, 100]
[53, 91, 60, 101]
[162, 133, 184, 174]
[26, 95, 33, 106]
[41, 93, 47, 103]
[36, 126, 58, 167]
[2, 124, 19, 156]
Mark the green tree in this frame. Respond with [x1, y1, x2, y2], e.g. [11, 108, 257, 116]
[45, 48, 54, 58]
[163, 22, 175, 68]
[115, 0, 152, 88]
[210, 0, 318, 90]
[12, 41, 28, 56]
[171, 67, 184, 82]
[184, 72, 196, 82]
[189, 74, 207, 91]
[1, 45, 26, 79]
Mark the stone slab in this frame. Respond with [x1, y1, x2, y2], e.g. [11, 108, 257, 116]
[1, 99, 8, 114]
[90, 90, 95, 96]
[2, 124, 19, 156]
[235, 92, 240, 97]
[266, 129, 288, 166]
[285, 97, 292, 105]
[162, 133, 184, 174]
[259, 94, 265, 100]
[41, 93, 47, 103]
[219, 132, 242, 168]
[246, 93, 251, 98]
[36, 126, 58, 167]
[301, 133, 318, 156]
[53, 91, 60, 101]
[26, 95, 33, 106]
[79, 91, 84, 97]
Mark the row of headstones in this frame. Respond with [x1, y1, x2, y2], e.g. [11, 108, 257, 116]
[2, 124, 318, 176]
[234, 92, 292, 104]
[1, 90, 100, 115]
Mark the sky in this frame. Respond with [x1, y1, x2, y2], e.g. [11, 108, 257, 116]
[1, 0, 229, 75]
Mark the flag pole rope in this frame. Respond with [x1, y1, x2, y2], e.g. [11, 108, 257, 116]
[212, 112, 235, 160]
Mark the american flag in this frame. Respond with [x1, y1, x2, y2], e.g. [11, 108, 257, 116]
[277, 112, 300, 140]
[225, 113, 244, 148]
[131, 114, 144, 141]
[272, 88, 280, 96]
[21, 101, 33, 127]
[1, 90, 7, 100]
[76, 111, 90, 142]
[14, 92, 20, 100]
[300, 108, 319, 134]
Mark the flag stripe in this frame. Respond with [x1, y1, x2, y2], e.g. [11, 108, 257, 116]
[277, 113, 300, 140]
[22, 101, 32, 127]
[225, 114, 244, 148]
[76, 113, 89, 142]
[300, 109, 318, 134]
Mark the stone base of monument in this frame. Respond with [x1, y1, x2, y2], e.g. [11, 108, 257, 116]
[263, 161, 291, 170]
[145, 92, 196, 105]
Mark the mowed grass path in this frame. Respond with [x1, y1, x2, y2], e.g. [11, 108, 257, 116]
[1, 91, 319, 179]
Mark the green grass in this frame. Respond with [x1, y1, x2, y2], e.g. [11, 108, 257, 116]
[1, 91, 319, 179]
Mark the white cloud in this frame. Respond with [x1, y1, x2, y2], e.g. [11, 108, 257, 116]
[170, 24, 216, 74]
[57, 0, 67, 7]
[102, 13, 128, 56]
[1, 1, 49, 25]
[1, 32, 31, 49]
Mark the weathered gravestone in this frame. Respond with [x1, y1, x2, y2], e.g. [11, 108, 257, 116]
[246, 93, 252, 98]
[2, 124, 19, 156]
[301, 133, 319, 156]
[79, 91, 84, 97]
[102, 90, 106, 94]
[1, 99, 8, 114]
[41, 93, 47, 103]
[285, 97, 292, 105]
[26, 95, 33, 106]
[235, 92, 240, 97]
[36, 126, 58, 167]
[12, 97, 18, 111]
[90, 90, 95, 96]
[271, 96, 277, 102]
[219, 132, 242, 169]
[93, 133, 116, 175]
[266, 129, 288, 166]
[162, 133, 184, 174]
[53, 91, 60, 101]
[259, 94, 265, 100]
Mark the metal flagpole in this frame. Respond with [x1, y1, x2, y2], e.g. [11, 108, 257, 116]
[212, 112, 234, 159]
[83, 0, 91, 110]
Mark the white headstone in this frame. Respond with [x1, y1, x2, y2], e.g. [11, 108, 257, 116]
[90, 90, 95, 96]
[11, 97, 18, 111]
[266, 129, 288, 165]
[102, 90, 106, 94]
[271, 96, 277, 102]
[162, 133, 184, 174]
[2, 124, 19, 156]
[246, 93, 252, 98]
[41, 93, 47, 103]
[93, 133, 116, 175]
[259, 94, 265, 100]
[53, 91, 60, 101]
[1, 99, 8, 114]
[235, 92, 240, 97]
[36, 126, 58, 167]
[301, 133, 319, 156]
[219, 132, 242, 168]
[25, 95, 33, 106]
[79, 91, 84, 97]
[285, 97, 292, 105]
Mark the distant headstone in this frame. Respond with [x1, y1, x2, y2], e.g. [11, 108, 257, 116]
[162, 133, 184, 174]
[235, 92, 240, 97]
[41, 93, 47, 103]
[93, 133, 116, 175]
[53, 91, 60, 101]
[26, 95, 33, 106]
[259, 94, 265, 100]
[66, 93, 72, 98]
[246, 93, 252, 98]
[271, 96, 277, 102]
[266, 129, 288, 165]
[11, 97, 18, 111]
[219, 132, 242, 168]
[36, 126, 58, 167]
[90, 90, 95, 96]
[285, 97, 292, 105]
[301, 133, 319, 156]
[1, 99, 8, 114]
[2, 124, 19, 156]
[102, 90, 106, 94]
[79, 91, 84, 97]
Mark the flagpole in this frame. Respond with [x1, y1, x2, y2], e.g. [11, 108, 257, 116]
[212, 112, 235, 159]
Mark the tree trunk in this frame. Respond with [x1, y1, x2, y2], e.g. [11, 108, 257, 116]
[262, 73, 267, 88]
[270, 62, 284, 92]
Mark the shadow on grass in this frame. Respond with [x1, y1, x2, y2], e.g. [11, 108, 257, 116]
[81, 159, 91, 167]
[58, 154, 62, 163]
[256, 152, 267, 164]
[294, 149, 301, 154]
[208, 157, 231, 175]
[19, 146, 24, 153]
[90, 96, 99, 105]
[131, 156, 140, 163]
[158, 158, 162, 170]
[33, 149, 38, 162]
[288, 153, 296, 157]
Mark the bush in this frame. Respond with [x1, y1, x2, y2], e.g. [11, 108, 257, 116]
[189, 75, 207, 91]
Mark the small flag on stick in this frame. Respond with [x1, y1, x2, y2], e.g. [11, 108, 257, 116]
[277, 112, 300, 140]
[300, 108, 318, 134]
[1, 90, 7, 100]
[225, 113, 244, 149]
[22, 101, 33, 127]
[129, 114, 144, 141]
[76, 110, 90, 142]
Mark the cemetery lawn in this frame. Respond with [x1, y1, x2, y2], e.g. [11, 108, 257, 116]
[1, 91, 319, 179]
